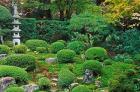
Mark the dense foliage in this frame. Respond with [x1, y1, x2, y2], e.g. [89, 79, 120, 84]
[58, 69, 75, 88]
[2, 54, 36, 71]
[0, 45, 10, 54]
[72, 85, 92, 92]
[4, 87, 24, 92]
[25, 39, 47, 51]
[67, 41, 85, 54]
[13, 45, 28, 54]
[57, 49, 76, 63]
[51, 41, 65, 53]
[0, 65, 29, 84]
[85, 47, 108, 61]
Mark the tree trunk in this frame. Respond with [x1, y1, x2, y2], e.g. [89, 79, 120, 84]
[60, 10, 65, 21]
[0, 36, 4, 44]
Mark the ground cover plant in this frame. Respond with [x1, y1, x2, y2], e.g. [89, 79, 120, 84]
[0, 0, 140, 92]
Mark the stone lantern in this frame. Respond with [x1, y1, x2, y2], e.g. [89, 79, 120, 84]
[12, 0, 21, 45]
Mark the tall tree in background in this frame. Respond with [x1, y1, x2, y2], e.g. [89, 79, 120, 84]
[0, 5, 12, 44]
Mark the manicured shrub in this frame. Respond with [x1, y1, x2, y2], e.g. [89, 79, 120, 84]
[124, 59, 134, 64]
[38, 77, 50, 90]
[109, 75, 135, 92]
[57, 49, 76, 63]
[133, 54, 140, 65]
[83, 60, 102, 75]
[0, 5, 12, 23]
[126, 69, 136, 77]
[104, 59, 113, 65]
[85, 47, 108, 61]
[0, 65, 29, 84]
[25, 39, 47, 51]
[67, 41, 85, 54]
[4, 87, 24, 92]
[13, 45, 28, 54]
[3, 54, 36, 71]
[0, 45, 10, 54]
[35, 74, 45, 80]
[51, 41, 65, 53]
[72, 85, 91, 92]
[58, 69, 75, 88]
[4, 41, 13, 47]
[36, 47, 47, 53]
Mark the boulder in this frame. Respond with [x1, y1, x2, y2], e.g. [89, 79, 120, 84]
[23, 84, 39, 92]
[0, 77, 15, 92]
[45, 58, 57, 63]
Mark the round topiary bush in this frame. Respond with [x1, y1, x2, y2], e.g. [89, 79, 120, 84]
[0, 5, 12, 23]
[124, 59, 134, 64]
[83, 60, 102, 75]
[38, 77, 51, 90]
[0, 65, 29, 84]
[13, 45, 28, 54]
[67, 41, 85, 54]
[58, 69, 75, 88]
[3, 54, 36, 71]
[25, 39, 47, 51]
[104, 59, 113, 65]
[57, 49, 76, 63]
[4, 87, 24, 92]
[85, 47, 108, 61]
[51, 41, 65, 53]
[4, 41, 13, 48]
[72, 85, 91, 92]
[133, 54, 140, 65]
[0, 45, 10, 54]
[36, 47, 47, 53]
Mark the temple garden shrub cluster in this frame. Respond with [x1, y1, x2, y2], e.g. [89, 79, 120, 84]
[72, 85, 92, 92]
[67, 41, 85, 54]
[36, 47, 47, 53]
[83, 60, 103, 76]
[5, 87, 24, 92]
[0, 65, 29, 84]
[57, 49, 76, 63]
[13, 45, 28, 54]
[25, 39, 47, 51]
[0, 45, 10, 54]
[51, 41, 65, 53]
[2, 54, 36, 71]
[85, 47, 108, 61]
[58, 69, 75, 88]
[38, 77, 51, 90]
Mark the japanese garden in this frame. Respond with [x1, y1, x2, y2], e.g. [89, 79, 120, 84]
[0, 0, 140, 92]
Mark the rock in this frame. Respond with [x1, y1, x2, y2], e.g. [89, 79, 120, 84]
[69, 83, 79, 89]
[23, 84, 39, 92]
[0, 54, 7, 60]
[45, 58, 57, 63]
[83, 69, 93, 83]
[0, 77, 15, 92]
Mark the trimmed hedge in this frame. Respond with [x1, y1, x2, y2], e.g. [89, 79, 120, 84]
[38, 77, 50, 90]
[51, 41, 65, 53]
[67, 41, 85, 54]
[4, 87, 24, 92]
[85, 47, 108, 61]
[72, 85, 91, 92]
[36, 47, 47, 53]
[0, 65, 29, 84]
[25, 39, 47, 51]
[0, 45, 10, 54]
[13, 45, 28, 54]
[58, 69, 75, 88]
[83, 60, 102, 75]
[3, 54, 36, 71]
[57, 49, 76, 63]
